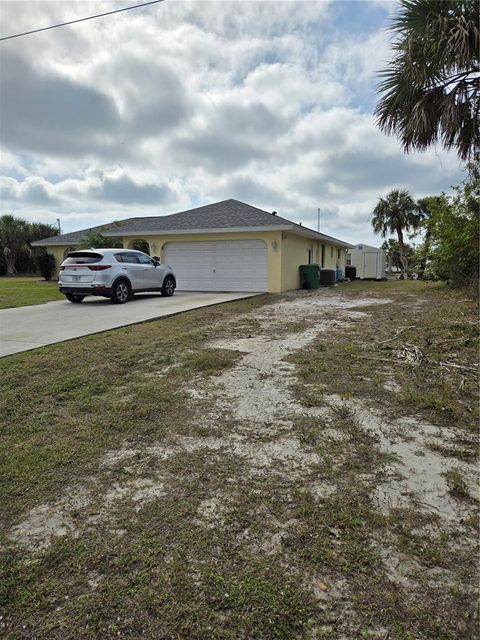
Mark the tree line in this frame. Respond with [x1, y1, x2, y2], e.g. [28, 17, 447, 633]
[371, 161, 479, 289]
[0, 215, 59, 278]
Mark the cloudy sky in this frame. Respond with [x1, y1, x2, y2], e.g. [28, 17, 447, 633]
[0, 0, 464, 244]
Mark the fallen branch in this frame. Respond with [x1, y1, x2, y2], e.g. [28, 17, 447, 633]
[376, 326, 416, 345]
[437, 361, 477, 373]
[353, 354, 477, 376]
[430, 337, 467, 347]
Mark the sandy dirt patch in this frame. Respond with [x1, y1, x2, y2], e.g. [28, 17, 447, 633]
[9, 290, 478, 565]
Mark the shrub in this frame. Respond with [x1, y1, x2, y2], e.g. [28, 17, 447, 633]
[34, 251, 56, 281]
[428, 168, 479, 291]
[78, 231, 123, 249]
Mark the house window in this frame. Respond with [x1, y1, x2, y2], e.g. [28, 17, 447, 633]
[337, 248, 341, 260]
[321, 245, 325, 267]
[331, 246, 334, 259]
[308, 249, 312, 264]
[346, 255, 351, 266]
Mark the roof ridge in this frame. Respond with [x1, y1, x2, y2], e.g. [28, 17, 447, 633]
[228, 198, 273, 215]
[116, 199, 237, 223]
[228, 198, 297, 226]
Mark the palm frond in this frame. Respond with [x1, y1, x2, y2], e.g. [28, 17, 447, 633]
[375, 0, 480, 160]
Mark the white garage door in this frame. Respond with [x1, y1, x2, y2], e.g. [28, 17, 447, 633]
[163, 240, 268, 292]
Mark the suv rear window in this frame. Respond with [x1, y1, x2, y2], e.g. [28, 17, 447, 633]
[64, 252, 103, 264]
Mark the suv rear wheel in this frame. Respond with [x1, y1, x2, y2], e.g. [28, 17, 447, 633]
[161, 276, 175, 297]
[111, 280, 130, 304]
[65, 293, 85, 303]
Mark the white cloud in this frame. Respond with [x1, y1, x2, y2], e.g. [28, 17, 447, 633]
[0, 0, 463, 245]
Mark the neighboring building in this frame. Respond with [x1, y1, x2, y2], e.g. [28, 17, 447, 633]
[32, 199, 353, 293]
[346, 243, 386, 280]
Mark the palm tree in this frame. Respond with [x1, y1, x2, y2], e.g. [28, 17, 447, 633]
[375, 0, 480, 161]
[372, 189, 421, 279]
[0, 214, 29, 276]
[381, 238, 399, 274]
[382, 237, 415, 274]
[28, 222, 59, 244]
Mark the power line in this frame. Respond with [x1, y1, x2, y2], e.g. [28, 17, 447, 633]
[0, 0, 166, 42]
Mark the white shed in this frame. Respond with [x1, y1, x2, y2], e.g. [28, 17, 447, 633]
[346, 244, 386, 280]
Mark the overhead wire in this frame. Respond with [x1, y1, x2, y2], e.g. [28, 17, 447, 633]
[0, 0, 166, 42]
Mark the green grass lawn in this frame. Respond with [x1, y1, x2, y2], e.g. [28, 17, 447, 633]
[0, 282, 478, 639]
[0, 276, 64, 309]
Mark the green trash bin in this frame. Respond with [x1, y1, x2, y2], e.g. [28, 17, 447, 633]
[299, 264, 320, 289]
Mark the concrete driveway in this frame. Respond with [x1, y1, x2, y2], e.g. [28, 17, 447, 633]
[0, 291, 257, 357]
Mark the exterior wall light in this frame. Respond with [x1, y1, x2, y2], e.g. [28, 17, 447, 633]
[271, 240, 278, 251]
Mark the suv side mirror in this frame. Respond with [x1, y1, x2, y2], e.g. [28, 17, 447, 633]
[153, 259, 160, 267]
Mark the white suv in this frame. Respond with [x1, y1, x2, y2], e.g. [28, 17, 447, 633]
[59, 249, 176, 304]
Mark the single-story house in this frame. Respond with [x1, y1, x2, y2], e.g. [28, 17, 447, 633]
[32, 199, 353, 293]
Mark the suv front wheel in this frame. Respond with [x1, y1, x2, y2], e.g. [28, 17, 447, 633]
[111, 280, 130, 304]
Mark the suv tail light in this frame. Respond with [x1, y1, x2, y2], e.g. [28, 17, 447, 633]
[88, 265, 112, 271]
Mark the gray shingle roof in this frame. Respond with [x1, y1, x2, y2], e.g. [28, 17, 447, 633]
[32, 199, 353, 248]
[30, 220, 134, 247]
[104, 199, 290, 234]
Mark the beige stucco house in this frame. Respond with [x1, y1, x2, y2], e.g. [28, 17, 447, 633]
[32, 199, 353, 293]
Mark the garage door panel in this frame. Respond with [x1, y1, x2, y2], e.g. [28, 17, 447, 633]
[163, 240, 267, 292]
